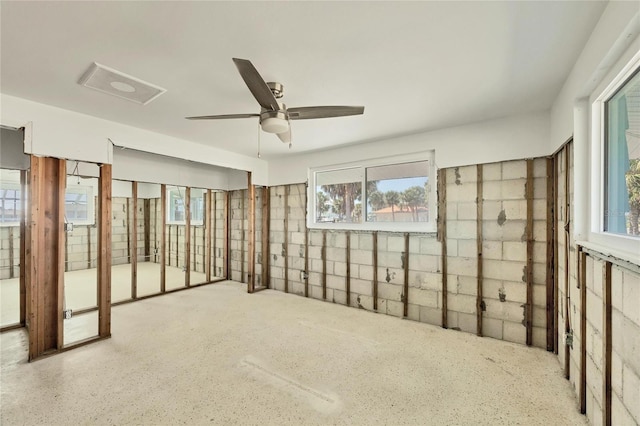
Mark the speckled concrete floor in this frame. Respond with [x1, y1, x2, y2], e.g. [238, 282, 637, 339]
[1, 281, 586, 425]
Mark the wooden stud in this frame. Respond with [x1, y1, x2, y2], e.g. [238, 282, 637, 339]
[144, 198, 151, 261]
[55, 160, 66, 349]
[160, 184, 166, 292]
[131, 181, 138, 299]
[438, 168, 448, 328]
[564, 144, 571, 379]
[322, 230, 327, 300]
[602, 260, 612, 426]
[175, 226, 179, 269]
[284, 185, 289, 293]
[240, 189, 245, 283]
[247, 173, 256, 293]
[553, 154, 559, 354]
[19, 169, 26, 326]
[9, 227, 14, 279]
[262, 187, 270, 289]
[185, 187, 191, 287]
[546, 157, 556, 352]
[346, 231, 351, 306]
[373, 231, 378, 311]
[477, 164, 483, 337]
[403, 232, 409, 318]
[97, 163, 112, 338]
[64, 228, 68, 272]
[526, 159, 534, 346]
[126, 197, 131, 263]
[205, 190, 212, 283]
[87, 225, 92, 270]
[212, 191, 217, 279]
[579, 248, 587, 414]
[224, 191, 230, 280]
[304, 185, 309, 298]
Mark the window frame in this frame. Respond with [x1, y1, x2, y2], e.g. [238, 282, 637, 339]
[0, 182, 22, 227]
[166, 186, 187, 225]
[588, 50, 640, 262]
[64, 184, 95, 226]
[307, 151, 437, 233]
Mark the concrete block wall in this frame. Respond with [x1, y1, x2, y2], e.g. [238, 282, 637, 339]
[111, 197, 130, 266]
[0, 226, 20, 280]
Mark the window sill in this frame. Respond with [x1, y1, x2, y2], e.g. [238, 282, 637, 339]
[577, 238, 640, 268]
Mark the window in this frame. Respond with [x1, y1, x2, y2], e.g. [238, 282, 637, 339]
[310, 153, 436, 232]
[167, 187, 186, 224]
[604, 68, 640, 237]
[65, 185, 94, 225]
[190, 188, 205, 225]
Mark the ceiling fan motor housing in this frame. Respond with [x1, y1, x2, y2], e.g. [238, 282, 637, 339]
[267, 82, 284, 98]
[260, 104, 289, 134]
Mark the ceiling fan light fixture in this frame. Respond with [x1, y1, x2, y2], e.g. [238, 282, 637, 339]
[261, 116, 289, 134]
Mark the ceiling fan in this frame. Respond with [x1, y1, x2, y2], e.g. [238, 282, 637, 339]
[186, 58, 364, 144]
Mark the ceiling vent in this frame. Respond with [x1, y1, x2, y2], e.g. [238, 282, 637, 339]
[78, 62, 166, 105]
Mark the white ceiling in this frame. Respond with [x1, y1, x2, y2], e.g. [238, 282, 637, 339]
[0, 1, 606, 159]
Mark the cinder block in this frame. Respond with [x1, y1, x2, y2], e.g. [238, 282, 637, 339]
[419, 306, 441, 326]
[409, 253, 439, 272]
[351, 278, 372, 296]
[447, 256, 477, 277]
[612, 392, 636, 426]
[484, 298, 526, 323]
[448, 293, 476, 314]
[326, 275, 345, 290]
[457, 312, 477, 334]
[502, 200, 527, 221]
[418, 235, 441, 256]
[333, 261, 347, 276]
[456, 275, 476, 296]
[446, 181, 476, 202]
[456, 202, 477, 221]
[502, 160, 526, 180]
[408, 287, 438, 308]
[387, 235, 405, 252]
[412, 271, 441, 291]
[310, 285, 324, 300]
[407, 303, 420, 321]
[587, 288, 603, 334]
[358, 233, 373, 250]
[502, 241, 526, 262]
[378, 282, 403, 302]
[622, 270, 640, 327]
[351, 249, 372, 265]
[482, 317, 503, 340]
[502, 320, 526, 345]
[447, 220, 476, 240]
[457, 240, 477, 258]
[386, 300, 404, 318]
[483, 259, 525, 282]
[587, 357, 603, 408]
[333, 289, 347, 305]
[622, 366, 640, 424]
[446, 202, 458, 221]
[355, 294, 374, 311]
[358, 264, 374, 281]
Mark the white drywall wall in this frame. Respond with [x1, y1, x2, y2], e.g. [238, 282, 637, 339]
[0, 94, 268, 184]
[267, 111, 550, 186]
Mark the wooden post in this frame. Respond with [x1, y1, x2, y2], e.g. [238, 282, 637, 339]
[284, 185, 289, 293]
[212, 191, 217, 279]
[205, 190, 212, 283]
[553, 154, 559, 354]
[126, 197, 131, 263]
[403, 232, 409, 318]
[87, 225, 92, 270]
[97, 163, 112, 338]
[240, 189, 245, 283]
[224, 191, 230, 279]
[160, 184, 166, 292]
[526, 159, 534, 346]
[438, 168, 448, 329]
[346, 231, 351, 306]
[19, 169, 27, 326]
[262, 187, 270, 289]
[322, 230, 327, 300]
[564, 145, 571, 379]
[476, 164, 483, 336]
[185, 187, 191, 287]
[131, 181, 138, 299]
[546, 157, 556, 352]
[247, 173, 256, 293]
[9, 227, 14, 279]
[144, 198, 151, 261]
[602, 261, 612, 426]
[373, 231, 378, 311]
[579, 248, 587, 414]
[27, 156, 66, 360]
[304, 185, 309, 297]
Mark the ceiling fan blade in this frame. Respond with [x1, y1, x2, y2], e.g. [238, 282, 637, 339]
[277, 127, 291, 144]
[288, 106, 364, 120]
[185, 113, 259, 120]
[232, 58, 280, 111]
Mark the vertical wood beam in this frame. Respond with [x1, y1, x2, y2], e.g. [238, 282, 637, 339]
[602, 261, 612, 426]
[304, 185, 309, 297]
[247, 173, 256, 293]
[144, 198, 151, 261]
[19, 169, 27, 325]
[373, 231, 378, 311]
[526, 159, 534, 346]
[553, 154, 560, 354]
[346, 231, 351, 306]
[212, 191, 217, 279]
[546, 157, 556, 352]
[564, 145, 571, 379]
[126, 198, 131, 263]
[403, 232, 409, 318]
[284, 185, 289, 293]
[9, 227, 14, 278]
[240, 189, 245, 283]
[224, 191, 230, 279]
[579, 248, 587, 414]
[205, 190, 212, 283]
[438, 168, 448, 329]
[87, 225, 92, 270]
[160, 184, 166, 292]
[55, 161, 66, 348]
[97, 163, 112, 338]
[322, 230, 327, 300]
[262, 187, 270, 289]
[131, 181, 138, 299]
[476, 164, 483, 336]
[185, 187, 191, 287]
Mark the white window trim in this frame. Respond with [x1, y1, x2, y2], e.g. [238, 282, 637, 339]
[307, 151, 437, 233]
[587, 49, 640, 264]
[65, 184, 95, 226]
[166, 187, 186, 225]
